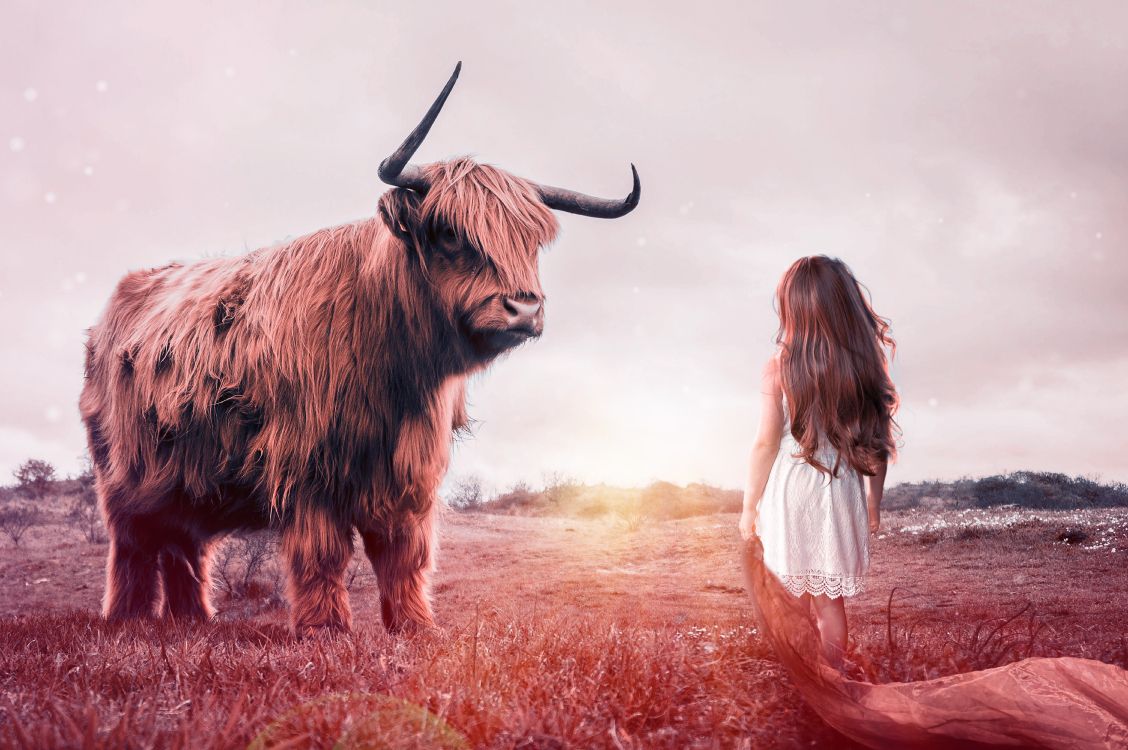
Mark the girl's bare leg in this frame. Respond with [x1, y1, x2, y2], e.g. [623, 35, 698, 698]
[810, 593, 848, 668]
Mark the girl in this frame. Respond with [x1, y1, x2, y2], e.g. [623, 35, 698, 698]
[739, 255, 899, 668]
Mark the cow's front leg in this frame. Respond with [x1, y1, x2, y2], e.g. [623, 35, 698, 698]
[361, 503, 437, 633]
[281, 505, 353, 635]
[103, 511, 162, 621]
[159, 533, 216, 621]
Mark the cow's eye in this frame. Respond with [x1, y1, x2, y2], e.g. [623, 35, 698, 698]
[428, 220, 456, 245]
[467, 246, 488, 272]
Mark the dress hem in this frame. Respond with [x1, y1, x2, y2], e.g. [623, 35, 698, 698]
[774, 571, 866, 599]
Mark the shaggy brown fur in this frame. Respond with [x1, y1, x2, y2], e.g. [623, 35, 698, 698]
[81, 159, 558, 634]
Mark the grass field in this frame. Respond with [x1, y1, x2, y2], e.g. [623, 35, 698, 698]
[2, 506, 1127, 748]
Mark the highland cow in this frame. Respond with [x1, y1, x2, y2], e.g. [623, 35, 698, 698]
[79, 63, 640, 634]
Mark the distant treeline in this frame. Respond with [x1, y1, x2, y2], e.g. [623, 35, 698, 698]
[881, 471, 1128, 511]
[451, 470, 1128, 520]
[4, 460, 1126, 519]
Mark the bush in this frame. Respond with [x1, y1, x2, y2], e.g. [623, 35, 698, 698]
[615, 503, 648, 532]
[640, 481, 680, 519]
[13, 459, 56, 501]
[882, 480, 953, 511]
[542, 472, 581, 508]
[215, 533, 278, 599]
[447, 475, 484, 511]
[965, 471, 1128, 509]
[0, 506, 44, 547]
[66, 463, 105, 543]
[487, 481, 539, 514]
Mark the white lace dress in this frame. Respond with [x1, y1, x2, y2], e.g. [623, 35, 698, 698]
[754, 392, 870, 598]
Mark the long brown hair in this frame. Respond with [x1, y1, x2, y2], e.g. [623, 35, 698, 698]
[774, 255, 900, 477]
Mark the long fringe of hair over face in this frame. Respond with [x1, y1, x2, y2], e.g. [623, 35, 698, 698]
[774, 255, 900, 477]
[421, 158, 559, 291]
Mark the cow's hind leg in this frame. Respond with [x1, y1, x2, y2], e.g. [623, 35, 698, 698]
[282, 506, 353, 635]
[103, 513, 162, 621]
[362, 505, 436, 633]
[159, 532, 215, 621]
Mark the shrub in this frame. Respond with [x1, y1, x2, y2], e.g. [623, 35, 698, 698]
[639, 481, 680, 519]
[215, 533, 278, 599]
[0, 506, 44, 547]
[487, 481, 539, 514]
[542, 472, 581, 509]
[67, 465, 105, 543]
[13, 459, 57, 501]
[615, 504, 648, 533]
[447, 475, 484, 511]
[969, 474, 1043, 508]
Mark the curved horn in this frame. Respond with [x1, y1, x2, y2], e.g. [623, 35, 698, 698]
[535, 164, 641, 219]
[378, 61, 462, 192]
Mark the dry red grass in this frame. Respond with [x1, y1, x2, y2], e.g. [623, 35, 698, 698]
[2, 507, 1126, 748]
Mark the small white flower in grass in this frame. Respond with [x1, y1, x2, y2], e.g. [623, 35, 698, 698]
[95, 80, 109, 93]
[44, 191, 57, 204]
[9, 136, 25, 152]
[23, 87, 38, 102]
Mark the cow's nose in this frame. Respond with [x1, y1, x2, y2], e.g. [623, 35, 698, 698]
[502, 297, 543, 331]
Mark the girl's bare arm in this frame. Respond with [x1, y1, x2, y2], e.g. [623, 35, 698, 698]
[866, 456, 888, 532]
[739, 353, 785, 540]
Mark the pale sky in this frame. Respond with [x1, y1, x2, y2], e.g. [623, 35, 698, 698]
[2, 1, 1126, 493]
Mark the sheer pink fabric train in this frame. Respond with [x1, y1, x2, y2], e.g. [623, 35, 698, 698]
[740, 536, 1128, 749]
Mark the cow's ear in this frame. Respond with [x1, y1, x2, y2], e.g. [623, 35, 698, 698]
[378, 189, 424, 246]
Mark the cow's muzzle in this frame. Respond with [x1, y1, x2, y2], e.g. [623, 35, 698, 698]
[502, 297, 543, 338]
